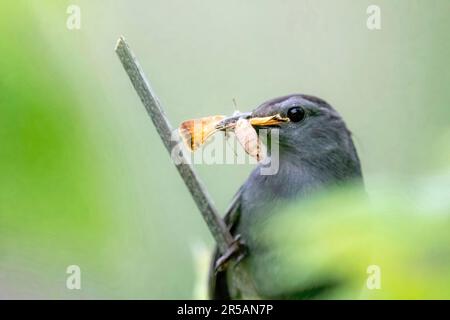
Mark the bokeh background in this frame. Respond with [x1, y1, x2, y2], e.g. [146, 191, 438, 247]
[0, 1, 449, 299]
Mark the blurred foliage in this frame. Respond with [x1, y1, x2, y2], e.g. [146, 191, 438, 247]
[262, 180, 450, 299]
[0, 1, 449, 299]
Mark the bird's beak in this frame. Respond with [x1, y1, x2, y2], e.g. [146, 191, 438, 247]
[216, 112, 288, 130]
[248, 114, 288, 127]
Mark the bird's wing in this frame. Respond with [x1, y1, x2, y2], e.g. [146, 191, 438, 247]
[222, 186, 243, 230]
[207, 186, 243, 299]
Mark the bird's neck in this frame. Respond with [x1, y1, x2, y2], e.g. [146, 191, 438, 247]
[267, 145, 363, 194]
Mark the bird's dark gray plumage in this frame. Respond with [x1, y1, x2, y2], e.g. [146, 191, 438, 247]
[208, 94, 363, 299]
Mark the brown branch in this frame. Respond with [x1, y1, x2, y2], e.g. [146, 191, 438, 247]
[114, 36, 235, 254]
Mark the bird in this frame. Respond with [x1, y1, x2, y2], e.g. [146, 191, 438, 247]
[207, 94, 364, 299]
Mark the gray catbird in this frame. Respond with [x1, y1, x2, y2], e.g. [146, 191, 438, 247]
[208, 94, 363, 299]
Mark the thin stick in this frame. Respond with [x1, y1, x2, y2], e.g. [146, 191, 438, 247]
[114, 36, 234, 253]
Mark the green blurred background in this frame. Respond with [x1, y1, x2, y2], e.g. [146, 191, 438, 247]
[0, 1, 449, 299]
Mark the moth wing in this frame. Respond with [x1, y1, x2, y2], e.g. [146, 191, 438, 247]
[179, 115, 225, 151]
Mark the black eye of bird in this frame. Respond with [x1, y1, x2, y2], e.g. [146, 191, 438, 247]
[287, 106, 306, 122]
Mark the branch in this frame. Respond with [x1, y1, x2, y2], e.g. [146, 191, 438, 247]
[115, 36, 234, 253]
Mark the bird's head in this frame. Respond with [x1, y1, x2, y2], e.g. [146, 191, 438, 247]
[217, 94, 359, 165]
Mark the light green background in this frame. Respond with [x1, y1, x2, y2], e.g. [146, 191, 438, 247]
[0, 1, 449, 298]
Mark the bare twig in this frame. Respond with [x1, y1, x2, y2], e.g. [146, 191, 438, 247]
[114, 36, 234, 254]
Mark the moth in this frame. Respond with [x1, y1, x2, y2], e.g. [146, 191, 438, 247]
[234, 118, 265, 162]
[179, 113, 265, 162]
[179, 115, 225, 151]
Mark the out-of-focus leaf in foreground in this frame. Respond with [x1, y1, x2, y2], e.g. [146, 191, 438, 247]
[257, 176, 450, 299]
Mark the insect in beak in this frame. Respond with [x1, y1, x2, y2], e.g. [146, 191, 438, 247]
[179, 115, 226, 151]
[233, 118, 266, 162]
[214, 112, 252, 131]
[214, 113, 286, 162]
[179, 111, 284, 161]
[215, 113, 288, 131]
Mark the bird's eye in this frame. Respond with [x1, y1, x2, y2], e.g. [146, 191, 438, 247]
[287, 106, 306, 122]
